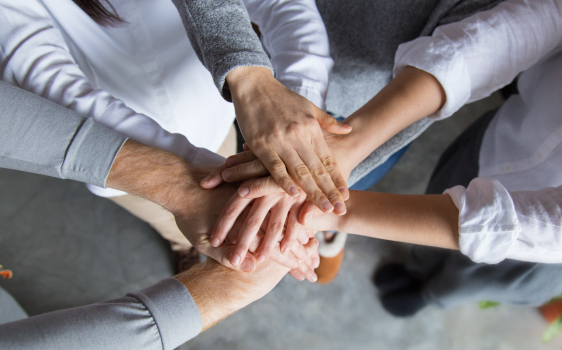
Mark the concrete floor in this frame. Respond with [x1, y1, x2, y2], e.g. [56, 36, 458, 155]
[1, 92, 561, 349]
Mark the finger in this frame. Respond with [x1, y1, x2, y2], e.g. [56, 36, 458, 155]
[231, 196, 276, 266]
[238, 176, 286, 199]
[243, 143, 251, 151]
[298, 199, 323, 225]
[253, 148, 301, 198]
[210, 192, 253, 247]
[203, 243, 258, 272]
[199, 162, 228, 189]
[297, 260, 318, 283]
[269, 245, 300, 269]
[256, 197, 292, 261]
[316, 110, 353, 135]
[223, 159, 269, 183]
[296, 138, 347, 215]
[289, 268, 306, 281]
[281, 204, 306, 255]
[225, 205, 253, 245]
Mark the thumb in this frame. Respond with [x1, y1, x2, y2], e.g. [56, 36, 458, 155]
[203, 243, 257, 273]
[316, 111, 352, 135]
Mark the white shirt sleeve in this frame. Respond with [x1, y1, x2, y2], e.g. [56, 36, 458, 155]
[445, 178, 562, 264]
[243, 0, 333, 110]
[393, 0, 562, 120]
[0, 0, 222, 167]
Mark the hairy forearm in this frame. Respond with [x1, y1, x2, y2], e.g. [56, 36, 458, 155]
[308, 190, 459, 250]
[332, 67, 446, 173]
[174, 259, 287, 331]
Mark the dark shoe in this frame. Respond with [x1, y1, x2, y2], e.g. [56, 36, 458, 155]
[381, 285, 427, 317]
[174, 248, 200, 274]
[373, 263, 418, 294]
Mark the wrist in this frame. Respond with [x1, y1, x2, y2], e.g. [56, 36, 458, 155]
[106, 140, 199, 212]
[226, 66, 275, 100]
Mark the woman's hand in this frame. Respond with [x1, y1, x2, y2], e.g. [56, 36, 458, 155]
[224, 66, 352, 215]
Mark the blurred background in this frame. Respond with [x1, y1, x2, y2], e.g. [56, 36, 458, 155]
[1, 91, 560, 350]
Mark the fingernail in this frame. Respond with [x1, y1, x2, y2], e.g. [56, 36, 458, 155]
[304, 214, 311, 224]
[321, 200, 334, 212]
[210, 237, 220, 247]
[289, 185, 299, 197]
[240, 257, 254, 272]
[334, 201, 346, 215]
[257, 254, 266, 263]
[222, 170, 232, 180]
[226, 157, 236, 167]
[230, 253, 241, 266]
[238, 186, 249, 197]
[201, 176, 211, 184]
[309, 274, 318, 283]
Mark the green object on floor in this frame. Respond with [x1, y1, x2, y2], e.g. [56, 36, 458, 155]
[479, 301, 500, 309]
[543, 315, 562, 343]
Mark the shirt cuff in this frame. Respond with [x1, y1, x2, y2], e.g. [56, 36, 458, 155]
[61, 118, 127, 188]
[128, 278, 202, 349]
[444, 178, 521, 264]
[217, 53, 274, 102]
[393, 36, 471, 120]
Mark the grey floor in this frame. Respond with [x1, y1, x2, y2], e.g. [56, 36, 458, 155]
[1, 92, 560, 349]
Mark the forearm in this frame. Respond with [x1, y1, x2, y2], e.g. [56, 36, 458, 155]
[174, 259, 287, 331]
[308, 190, 459, 250]
[332, 67, 446, 174]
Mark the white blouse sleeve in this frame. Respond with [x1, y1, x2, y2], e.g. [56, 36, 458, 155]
[243, 0, 333, 110]
[393, 0, 562, 120]
[445, 178, 562, 264]
[0, 0, 222, 166]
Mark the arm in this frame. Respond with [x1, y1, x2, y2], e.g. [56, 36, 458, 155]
[0, 251, 318, 350]
[0, 0, 217, 165]
[243, 0, 333, 110]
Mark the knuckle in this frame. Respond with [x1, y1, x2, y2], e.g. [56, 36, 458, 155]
[294, 164, 311, 180]
[327, 189, 342, 202]
[311, 164, 328, 179]
[270, 220, 284, 235]
[249, 180, 267, 196]
[224, 204, 238, 218]
[277, 175, 292, 187]
[271, 159, 287, 173]
[321, 156, 337, 172]
[246, 216, 262, 230]
[311, 189, 325, 203]
[236, 243, 250, 252]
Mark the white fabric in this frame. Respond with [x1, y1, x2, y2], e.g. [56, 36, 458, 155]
[0, 0, 331, 197]
[394, 0, 562, 263]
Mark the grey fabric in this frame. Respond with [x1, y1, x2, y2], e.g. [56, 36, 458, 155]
[0, 278, 201, 350]
[170, 0, 274, 101]
[405, 110, 562, 308]
[314, 0, 503, 186]
[0, 286, 28, 325]
[0, 81, 126, 188]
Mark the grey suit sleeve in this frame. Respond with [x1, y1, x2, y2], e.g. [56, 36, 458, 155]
[0, 278, 202, 350]
[0, 81, 126, 187]
[170, 0, 273, 101]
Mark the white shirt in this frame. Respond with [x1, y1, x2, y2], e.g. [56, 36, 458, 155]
[0, 0, 332, 196]
[394, 0, 562, 264]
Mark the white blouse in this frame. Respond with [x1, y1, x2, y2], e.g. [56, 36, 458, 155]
[0, 0, 332, 196]
[394, 0, 562, 263]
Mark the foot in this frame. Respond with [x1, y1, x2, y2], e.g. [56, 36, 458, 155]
[373, 263, 418, 294]
[315, 231, 347, 284]
[380, 285, 427, 317]
[174, 248, 201, 274]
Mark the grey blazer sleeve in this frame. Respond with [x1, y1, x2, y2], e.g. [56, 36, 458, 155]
[0, 278, 202, 350]
[170, 0, 273, 101]
[0, 81, 126, 187]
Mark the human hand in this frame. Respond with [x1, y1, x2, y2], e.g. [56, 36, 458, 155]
[223, 66, 352, 215]
[175, 236, 319, 331]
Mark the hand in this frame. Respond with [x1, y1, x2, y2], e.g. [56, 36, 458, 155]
[210, 185, 310, 265]
[175, 236, 319, 331]
[223, 66, 352, 215]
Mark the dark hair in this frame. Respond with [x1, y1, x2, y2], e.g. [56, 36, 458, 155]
[73, 0, 123, 27]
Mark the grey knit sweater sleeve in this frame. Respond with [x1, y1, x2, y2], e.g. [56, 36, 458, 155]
[0, 81, 126, 187]
[0, 278, 202, 350]
[170, 0, 273, 101]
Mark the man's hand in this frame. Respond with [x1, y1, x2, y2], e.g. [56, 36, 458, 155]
[222, 66, 352, 215]
[174, 237, 319, 331]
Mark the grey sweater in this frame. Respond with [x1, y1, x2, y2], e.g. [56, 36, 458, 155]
[0, 81, 202, 349]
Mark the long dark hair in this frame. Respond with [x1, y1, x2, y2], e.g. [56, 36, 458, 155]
[73, 0, 123, 26]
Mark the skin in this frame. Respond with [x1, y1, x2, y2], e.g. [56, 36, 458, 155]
[203, 66, 352, 214]
[105, 140, 319, 281]
[201, 66, 447, 261]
